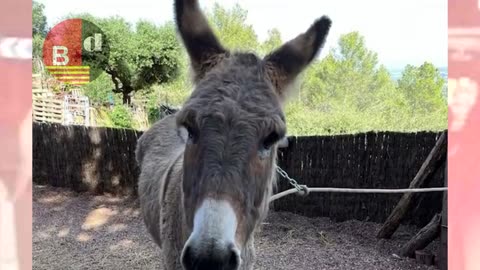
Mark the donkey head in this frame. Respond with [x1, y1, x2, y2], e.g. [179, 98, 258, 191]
[174, 1, 331, 269]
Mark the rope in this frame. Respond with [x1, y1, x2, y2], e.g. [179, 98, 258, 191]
[270, 166, 448, 202]
[269, 186, 448, 202]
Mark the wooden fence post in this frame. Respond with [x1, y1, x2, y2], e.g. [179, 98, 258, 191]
[439, 159, 448, 270]
[377, 132, 447, 239]
[399, 213, 441, 258]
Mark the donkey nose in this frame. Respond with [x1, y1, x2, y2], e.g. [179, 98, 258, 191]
[181, 242, 240, 270]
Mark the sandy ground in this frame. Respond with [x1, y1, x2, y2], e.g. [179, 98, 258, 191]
[33, 184, 439, 270]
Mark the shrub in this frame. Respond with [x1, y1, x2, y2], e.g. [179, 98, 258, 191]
[109, 105, 133, 128]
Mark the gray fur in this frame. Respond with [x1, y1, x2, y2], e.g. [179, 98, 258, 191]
[136, 1, 331, 269]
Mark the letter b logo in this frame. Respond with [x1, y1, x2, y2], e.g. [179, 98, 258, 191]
[52, 46, 69, 65]
[42, 18, 110, 86]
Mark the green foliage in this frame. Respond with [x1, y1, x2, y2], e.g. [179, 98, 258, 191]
[33, 34, 45, 60]
[95, 106, 144, 130]
[52, 3, 446, 134]
[60, 13, 182, 104]
[108, 105, 133, 128]
[285, 31, 447, 135]
[302, 32, 387, 108]
[33, 1, 48, 37]
[397, 63, 447, 113]
[259, 29, 282, 56]
[207, 3, 259, 51]
[133, 21, 181, 87]
[82, 72, 119, 104]
[395, 62, 448, 130]
[32, 1, 47, 61]
[94, 108, 115, 127]
[145, 77, 191, 124]
[146, 106, 161, 124]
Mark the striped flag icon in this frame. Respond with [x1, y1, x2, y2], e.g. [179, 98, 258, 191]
[46, 66, 91, 86]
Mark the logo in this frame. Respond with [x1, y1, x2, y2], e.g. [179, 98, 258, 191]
[42, 18, 110, 86]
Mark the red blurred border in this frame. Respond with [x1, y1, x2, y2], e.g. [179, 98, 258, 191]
[0, 0, 32, 269]
[448, 0, 480, 269]
[0, 0, 478, 269]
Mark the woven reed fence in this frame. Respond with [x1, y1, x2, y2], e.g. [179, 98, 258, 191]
[33, 123, 446, 226]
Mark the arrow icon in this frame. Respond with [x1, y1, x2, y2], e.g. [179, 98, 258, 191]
[0, 37, 32, 60]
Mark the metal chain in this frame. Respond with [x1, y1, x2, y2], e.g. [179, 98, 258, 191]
[275, 166, 308, 195]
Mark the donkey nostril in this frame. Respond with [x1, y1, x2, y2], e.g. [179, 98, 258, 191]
[181, 245, 195, 270]
[227, 245, 240, 269]
[181, 242, 240, 270]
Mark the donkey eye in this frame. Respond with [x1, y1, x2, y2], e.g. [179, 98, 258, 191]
[185, 126, 198, 144]
[262, 131, 280, 150]
[258, 132, 279, 159]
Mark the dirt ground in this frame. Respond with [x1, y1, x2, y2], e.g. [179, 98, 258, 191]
[33, 184, 439, 270]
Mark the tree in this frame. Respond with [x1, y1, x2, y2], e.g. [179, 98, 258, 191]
[397, 62, 447, 113]
[106, 19, 182, 104]
[33, 1, 48, 36]
[32, 1, 48, 59]
[302, 32, 394, 111]
[207, 3, 259, 51]
[260, 29, 282, 56]
[395, 62, 448, 130]
[60, 14, 182, 104]
[82, 72, 116, 105]
[285, 31, 423, 135]
[33, 34, 45, 61]
[286, 31, 448, 135]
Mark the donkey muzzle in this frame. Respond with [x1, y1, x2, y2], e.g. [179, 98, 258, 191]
[181, 241, 240, 270]
[181, 199, 241, 270]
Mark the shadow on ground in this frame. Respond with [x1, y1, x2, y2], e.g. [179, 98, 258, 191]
[33, 185, 439, 270]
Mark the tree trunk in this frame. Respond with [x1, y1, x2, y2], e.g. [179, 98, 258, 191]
[399, 213, 441, 258]
[106, 67, 132, 105]
[377, 132, 446, 239]
[122, 92, 131, 105]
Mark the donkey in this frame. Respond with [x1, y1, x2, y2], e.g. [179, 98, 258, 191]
[135, 1, 331, 269]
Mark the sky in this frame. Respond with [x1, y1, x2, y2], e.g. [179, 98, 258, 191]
[37, 0, 447, 70]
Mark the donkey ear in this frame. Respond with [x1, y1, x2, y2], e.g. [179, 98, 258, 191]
[174, 0, 228, 82]
[263, 16, 332, 100]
